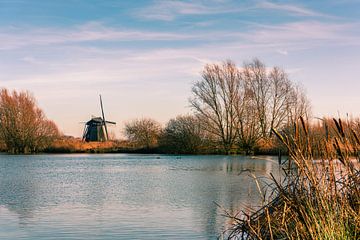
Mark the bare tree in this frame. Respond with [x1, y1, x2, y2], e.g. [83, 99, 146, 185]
[242, 59, 271, 139]
[160, 115, 205, 154]
[236, 84, 261, 154]
[124, 118, 162, 149]
[268, 67, 294, 132]
[190, 60, 242, 153]
[191, 59, 311, 153]
[286, 83, 311, 124]
[0, 89, 59, 153]
[242, 59, 310, 140]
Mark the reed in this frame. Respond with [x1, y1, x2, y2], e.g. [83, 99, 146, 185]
[227, 117, 360, 239]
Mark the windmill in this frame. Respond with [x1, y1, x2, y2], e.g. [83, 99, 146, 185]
[82, 95, 116, 142]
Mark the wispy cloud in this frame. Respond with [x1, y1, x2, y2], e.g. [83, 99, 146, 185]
[134, 0, 247, 21]
[0, 23, 199, 50]
[134, 0, 328, 21]
[1, 19, 359, 81]
[3, 18, 358, 53]
[3, 20, 359, 91]
[276, 49, 288, 55]
[256, 1, 327, 17]
[242, 21, 360, 47]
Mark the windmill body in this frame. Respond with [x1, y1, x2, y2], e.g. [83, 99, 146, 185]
[82, 96, 116, 142]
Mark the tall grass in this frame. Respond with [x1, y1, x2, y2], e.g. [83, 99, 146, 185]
[227, 117, 360, 239]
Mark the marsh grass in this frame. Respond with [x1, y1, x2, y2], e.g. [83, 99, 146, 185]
[226, 117, 360, 239]
[44, 137, 123, 153]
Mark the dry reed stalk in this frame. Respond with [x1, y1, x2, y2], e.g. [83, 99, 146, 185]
[227, 117, 360, 240]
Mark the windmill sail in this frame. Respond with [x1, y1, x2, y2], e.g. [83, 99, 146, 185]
[100, 94, 109, 141]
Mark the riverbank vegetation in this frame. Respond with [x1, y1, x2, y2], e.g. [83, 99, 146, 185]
[227, 117, 360, 239]
[124, 118, 162, 150]
[1, 58, 308, 155]
[2, 58, 359, 157]
[0, 89, 59, 153]
[190, 59, 310, 154]
[122, 59, 310, 155]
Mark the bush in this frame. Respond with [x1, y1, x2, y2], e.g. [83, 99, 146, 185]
[124, 118, 162, 149]
[159, 115, 205, 154]
[0, 89, 59, 153]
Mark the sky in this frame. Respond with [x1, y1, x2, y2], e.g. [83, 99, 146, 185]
[0, 0, 360, 137]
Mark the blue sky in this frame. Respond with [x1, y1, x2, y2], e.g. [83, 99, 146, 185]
[1, 0, 360, 137]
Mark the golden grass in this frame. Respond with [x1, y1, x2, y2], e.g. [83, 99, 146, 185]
[227, 117, 360, 239]
[46, 137, 130, 153]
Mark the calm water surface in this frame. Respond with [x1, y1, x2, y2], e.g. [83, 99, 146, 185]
[0, 154, 281, 239]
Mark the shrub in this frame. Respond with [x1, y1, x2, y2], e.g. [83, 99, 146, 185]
[0, 89, 59, 153]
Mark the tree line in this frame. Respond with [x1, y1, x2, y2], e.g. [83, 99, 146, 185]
[124, 59, 311, 154]
[0, 58, 310, 154]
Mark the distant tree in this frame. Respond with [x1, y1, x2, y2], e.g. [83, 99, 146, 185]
[190, 60, 241, 153]
[190, 59, 311, 154]
[242, 59, 270, 139]
[160, 115, 205, 154]
[0, 89, 60, 153]
[236, 85, 261, 154]
[242, 59, 311, 139]
[124, 118, 161, 149]
[286, 84, 311, 124]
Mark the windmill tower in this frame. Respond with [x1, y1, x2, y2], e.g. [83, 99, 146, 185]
[82, 95, 116, 142]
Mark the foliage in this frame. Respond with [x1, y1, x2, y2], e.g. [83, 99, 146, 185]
[159, 115, 205, 154]
[0, 88, 59, 153]
[124, 118, 162, 149]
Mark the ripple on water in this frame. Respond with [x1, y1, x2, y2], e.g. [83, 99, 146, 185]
[0, 154, 281, 239]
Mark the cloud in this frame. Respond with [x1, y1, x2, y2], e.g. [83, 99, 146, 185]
[256, 1, 327, 17]
[0, 23, 199, 50]
[242, 21, 360, 47]
[1, 20, 359, 79]
[134, 0, 328, 21]
[277, 49, 288, 55]
[3, 18, 358, 54]
[3, 20, 359, 93]
[134, 0, 248, 21]
[21, 56, 43, 64]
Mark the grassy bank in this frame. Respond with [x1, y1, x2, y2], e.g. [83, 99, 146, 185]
[227, 118, 360, 239]
[40, 136, 285, 155]
[41, 137, 168, 154]
[43, 137, 130, 153]
[1, 138, 285, 155]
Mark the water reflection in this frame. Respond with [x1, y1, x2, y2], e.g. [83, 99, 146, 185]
[0, 156, 39, 224]
[0, 154, 281, 239]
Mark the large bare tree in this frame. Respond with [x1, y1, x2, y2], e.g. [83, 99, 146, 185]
[236, 84, 261, 154]
[242, 59, 310, 140]
[268, 67, 293, 132]
[190, 60, 242, 153]
[0, 89, 59, 153]
[242, 59, 271, 139]
[191, 59, 311, 154]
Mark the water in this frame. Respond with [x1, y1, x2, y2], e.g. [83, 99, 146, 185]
[0, 154, 281, 239]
